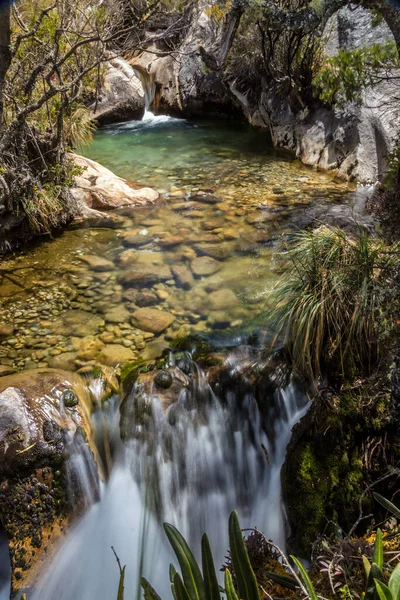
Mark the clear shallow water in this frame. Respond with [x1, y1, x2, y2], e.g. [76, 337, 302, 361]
[0, 114, 355, 598]
[0, 114, 355, 374]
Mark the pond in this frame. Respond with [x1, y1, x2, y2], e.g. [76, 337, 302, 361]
[0, 113, 355, 373]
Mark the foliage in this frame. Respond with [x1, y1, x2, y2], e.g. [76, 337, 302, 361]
[141, 510, 261, 600]
[268, 226, 399, 383]
[313, 42, 399, 107]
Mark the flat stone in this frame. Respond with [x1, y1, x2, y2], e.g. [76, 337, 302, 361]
[157, 236, 184, 247]
[209, 289, 239, 311]
[51, 310, 105, 337]
[0, 366, 16, 376]
[193, 243, 232, 261]
[48, 352, 77, 371]
[0, 323, 14, 339]
[121, 230, 152, 247]
[191, 257, 222, 278]
[131, 308, 174, 334]
[98, 344, 135, 367]
[105, 306, 130, 324]
[119, 265, 172, 286]
[189, 194, 222, 205]
[78, 255, 114, 272]
[171, 265, 194, 290]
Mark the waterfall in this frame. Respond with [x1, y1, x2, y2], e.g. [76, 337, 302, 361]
[30, 355, 309, 600]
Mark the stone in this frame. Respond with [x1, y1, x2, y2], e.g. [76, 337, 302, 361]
[78, 255, 114, 272]
[131, 308, 175, 334]
[0, 323, 14, 339]
[51, 310, 105, 337]
[209, 289, 239, 311]
[171, 265, 194, 289]
[136, 292, 158, 307]
[157, 235, 184, 247]
[61, 389, 79, 408]
[154, 370, 173, 390]
[48, 352, 77, 371]
[98, 344, 136, 367]
[119, 265, 172, 286]
[91, 58, 145, 125]
[189, 193, 222, 205]
[193, 243, 232, 261]
[70, 153, 159, 217]
[191, 256, 222, 277]
[121, 231, 152, 247]
[105, 306, 130, 324]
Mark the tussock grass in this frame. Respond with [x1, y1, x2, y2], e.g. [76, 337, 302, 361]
[268, 226, 399, 383]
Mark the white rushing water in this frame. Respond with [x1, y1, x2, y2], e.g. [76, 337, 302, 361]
[31, 353, 309, 600]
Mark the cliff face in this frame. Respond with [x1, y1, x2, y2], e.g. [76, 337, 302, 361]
[129, 4, 400, 183]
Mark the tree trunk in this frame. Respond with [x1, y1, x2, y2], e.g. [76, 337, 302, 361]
[0, 2, 11, 132]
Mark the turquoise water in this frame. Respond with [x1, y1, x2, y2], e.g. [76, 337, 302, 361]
[0, 114, 355, 372]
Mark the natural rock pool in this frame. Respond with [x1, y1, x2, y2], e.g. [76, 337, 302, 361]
[0, 113, 356, 374]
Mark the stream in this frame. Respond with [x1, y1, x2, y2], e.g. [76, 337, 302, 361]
[0, 113, 365, 599]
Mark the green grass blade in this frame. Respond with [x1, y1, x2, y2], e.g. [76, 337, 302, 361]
[291, 556, 318, 600]
[265, 571, 300, 590]
[228, 511, 260, 600]
[201, 534, 221, 600]
[173, 572, 193, 600]
[164, 523, 205, 600]
[389, 564, 400, 600]
[373, 529, 384, 571]
[373, 493, 400, 520]
[140, 577, 162, 600]
[224, 569, 239, 600]
[170, 564, 177, 584]
[375, 580, 393, 600]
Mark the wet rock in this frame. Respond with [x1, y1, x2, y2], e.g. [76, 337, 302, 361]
[193, 243, 232, 261]
[157, 235, 184, 247]
[119, 264, 172, 286]
[0, 369, 93, 477]
[121, 231, 152, 247]
[131, 308, 175, 334]
[0, 365, 16, 376]
[48, 352, 77, 371]
[51, 310, 105, 337]
[78, 255, 114, 272]
[191, 256, 222, 277]
[61, 389, 79, 408]
[209, 289, 239, 311]
[0, 323, 14, 339]
[171, 265, 194, 290]
[105, 306, 130, 324]
[98, 344, 136, 367]
[189, 193, 222, 205]
[136, 291, 159, 307]
[154, 370, 173, 390]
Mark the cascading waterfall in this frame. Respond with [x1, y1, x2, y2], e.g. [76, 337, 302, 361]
[31, 354, 309, 600]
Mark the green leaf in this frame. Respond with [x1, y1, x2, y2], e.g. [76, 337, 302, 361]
[373, 493, 400, 520]
[117, 565, 126, 600]
[366, 563, 384, 600]
[141, 577, 162, 600]
[228, 511, 260, 600]
[170, 564, 177, 584]
[291, 556, 318, 600]
[373, 529, 384, 571]
[362, 555, 372, 580]
[224, 569, 239, 600]
[264, 571, 300, 591]
[389, 564, 400, 600]
[201, 534, 220, 600]
[164, 523, 205, 600]
[375, 580, 393, 600]
[173, 572, 193, 600]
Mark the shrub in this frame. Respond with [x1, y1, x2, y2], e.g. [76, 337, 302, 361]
[268, 226, 399, 383]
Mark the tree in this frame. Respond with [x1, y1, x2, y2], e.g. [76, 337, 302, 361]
[0, 1, 11, 132]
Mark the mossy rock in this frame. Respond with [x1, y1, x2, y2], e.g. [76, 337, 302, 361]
[282, 386, 396, 556]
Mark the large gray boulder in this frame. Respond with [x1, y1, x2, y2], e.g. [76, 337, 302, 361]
[91, 58, 145, 125]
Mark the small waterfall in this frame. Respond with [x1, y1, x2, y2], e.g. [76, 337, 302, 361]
[30, 355, 309, 600]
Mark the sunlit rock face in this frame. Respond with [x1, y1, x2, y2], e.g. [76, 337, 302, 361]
[128, 3, 400, 183]
[90, 58, 146, 125]
[0, 369, 98, 593]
